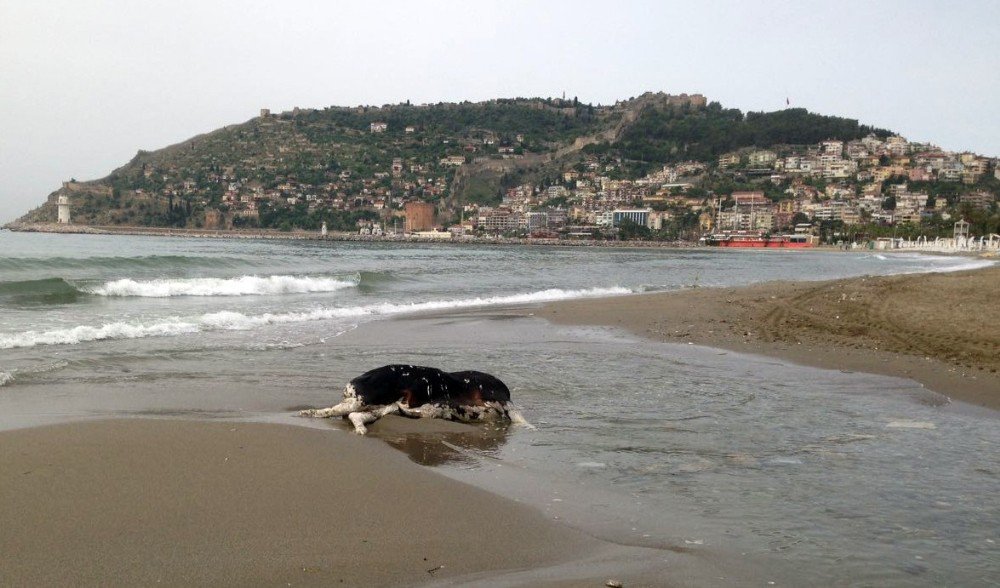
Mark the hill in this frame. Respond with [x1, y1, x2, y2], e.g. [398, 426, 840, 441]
[10, 92, 894, 231]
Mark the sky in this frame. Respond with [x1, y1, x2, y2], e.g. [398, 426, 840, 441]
[2, 0, 999, 224]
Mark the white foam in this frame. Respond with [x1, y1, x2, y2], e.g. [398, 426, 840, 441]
[925, 259, 995, 273]
[0, 286, 632, 349]
[877, 253, 996, 274]
[886, 420, 936, 429]
[0, 319, 201, 349]
[84, 275, 357, 297]
[0, 371, 13, 387]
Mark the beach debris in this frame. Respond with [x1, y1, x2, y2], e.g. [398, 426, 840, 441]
[886, 420, 936, 430]
[765, 457, 802, 466]
[605, 580, 623, 588]
[427, 565, 443, 575]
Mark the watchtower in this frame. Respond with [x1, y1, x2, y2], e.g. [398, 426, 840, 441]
[57, 195, 71, 224]
[954, 219, 969, 240]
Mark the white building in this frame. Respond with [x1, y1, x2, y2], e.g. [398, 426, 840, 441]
[821, 140, 844, 156]
[57, 195, 71, 224]
[612, 208, 652, 228]
[748, 150, 777, 167]
[885, 136, 909, 157]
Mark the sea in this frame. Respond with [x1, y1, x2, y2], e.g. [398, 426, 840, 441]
[1, 230, 997, 586]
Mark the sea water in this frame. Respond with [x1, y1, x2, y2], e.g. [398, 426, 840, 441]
[0, 230, 997, 586]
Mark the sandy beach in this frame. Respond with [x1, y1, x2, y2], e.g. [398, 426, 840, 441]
[0, 419, 607, 587]
[541, 265, 1000, 410]
[2, 416, 777, 587]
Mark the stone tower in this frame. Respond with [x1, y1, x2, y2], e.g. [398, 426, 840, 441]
[57, 195, 71, 224]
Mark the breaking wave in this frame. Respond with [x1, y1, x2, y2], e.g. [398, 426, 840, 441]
[0, 371, 13, 387]
[84, 275, 358, 297]
[0, 286, 632, 349]
[0, 277, 82, 306]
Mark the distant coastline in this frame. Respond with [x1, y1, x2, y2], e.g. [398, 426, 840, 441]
[3, 221, 706, 248]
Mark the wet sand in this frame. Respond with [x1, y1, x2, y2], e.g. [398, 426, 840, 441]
[541, 265, 1000, 410]
[0, 419, 608, 587]
[1, 416, 765, 587]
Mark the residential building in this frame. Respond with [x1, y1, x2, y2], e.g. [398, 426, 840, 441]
[718, 153, 741, 168]
[648, 210, 672, 230]
[439, 155, 466, 167]
[478, 207, 525, 233]
[885, 136, 909, 156]
[526, 211, 549, 231]
[731, 191, 769, 207]
[546, 185, 569, 199]
[960, 191, 995, 210]
[821, 140, 844, 156]
[748, 150, 777, 167]
[845, 141, 868, 160]
[909, 167, 933, 182]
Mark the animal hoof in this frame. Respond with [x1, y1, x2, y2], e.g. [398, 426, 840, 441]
[352, 427, 368, 435]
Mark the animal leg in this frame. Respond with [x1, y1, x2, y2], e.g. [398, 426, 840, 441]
[299, 397, 362, 418]
[397, 404, 425, 418]
[347, 403, 399, 434]
[398, 403, 451, 420]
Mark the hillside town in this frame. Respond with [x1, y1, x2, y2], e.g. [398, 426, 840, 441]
[25, 98, 999, 244]
[451, 134, 999, 242]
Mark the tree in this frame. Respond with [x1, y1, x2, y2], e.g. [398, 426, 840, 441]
[617, 218, 651, 240]
[791, 212, 810, 226]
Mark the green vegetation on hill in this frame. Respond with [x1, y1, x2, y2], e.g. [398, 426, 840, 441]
[293, 99, 601, 145]
[610, 104, 891, 164]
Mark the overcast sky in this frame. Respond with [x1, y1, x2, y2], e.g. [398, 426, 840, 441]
[2, 0, 998, 223]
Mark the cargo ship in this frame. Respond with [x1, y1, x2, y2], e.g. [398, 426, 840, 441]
[700, 232, 815, 248]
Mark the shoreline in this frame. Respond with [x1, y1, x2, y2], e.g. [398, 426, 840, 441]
[539, 265, 1000, 411]
[0, 221, 743, 249]
[8, 222, 996, 257]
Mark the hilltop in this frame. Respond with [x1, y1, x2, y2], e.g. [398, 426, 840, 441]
[9, 92, 997, 241]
